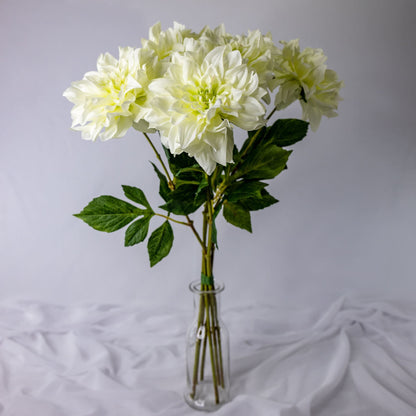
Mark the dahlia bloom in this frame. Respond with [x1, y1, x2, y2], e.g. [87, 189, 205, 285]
[274, 39, 343, 131]
[63, 47, 158, 141]
[144, 42, 267, 174]
[64, 24, 343, 174]
[141, 21, 197, 63]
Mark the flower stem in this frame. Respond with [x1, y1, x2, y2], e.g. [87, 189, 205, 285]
[204, 290, 220, 404]
[186, 215, 206, 254]
[191, 293, 205, 398]
[211, 126, 266, 208]
[194, 178, 224, 404]
[266, 105, 277, 121]
[143, 132, 174, 190]
[236, 126, 263, 161]
[154, 213, 189, 226]
[142, 132, 205, 251]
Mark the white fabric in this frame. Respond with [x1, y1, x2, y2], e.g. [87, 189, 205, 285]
[0, 298, 415, 415]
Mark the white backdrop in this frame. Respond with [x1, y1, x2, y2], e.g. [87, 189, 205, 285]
[1, 0, 415, 309]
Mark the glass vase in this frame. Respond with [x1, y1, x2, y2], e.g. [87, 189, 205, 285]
[184, 280, 230, 411]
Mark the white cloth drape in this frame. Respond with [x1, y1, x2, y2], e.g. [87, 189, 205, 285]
[0, 297, 415, 415]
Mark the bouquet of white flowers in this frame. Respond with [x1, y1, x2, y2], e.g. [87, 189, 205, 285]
[64, 22, 343, 410]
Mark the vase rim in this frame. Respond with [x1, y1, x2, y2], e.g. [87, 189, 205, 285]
[189, 279, 225, 295]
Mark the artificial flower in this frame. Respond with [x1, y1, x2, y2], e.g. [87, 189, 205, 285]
[231, 30, 280, 102]
[141, 21, 198, 63]
[63, 46, 158, 141]
[69, 24, 343, 409]
[144, 42, 266, 174]
[199, 26, 279, 103]
[274, 39, 343, 131]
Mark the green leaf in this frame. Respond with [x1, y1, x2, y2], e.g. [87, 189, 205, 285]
[159, 184, 205, 215]
[174, 167, 204, 184]
[74, 195, 145, 232]
[240, 189, 279, 211]
[147, 220, 174, 267]
[226, 181, 267, 202]
[232, 144, 239, 159]
[124, 215, 152, 247]
[223, 201, 252, 232]
[266, 119, 309, 147]
[122, 185, 152, 211]
[163, 146, 197, 175]
[173, 178, 201, 188]
[195, 177, 209, 201]
[239, 127, 267, 157]
[235, 123, 294, 181]
[153, 157, 205, 215]
[239, 145, 292, 180]
[151, 163, 171, 201]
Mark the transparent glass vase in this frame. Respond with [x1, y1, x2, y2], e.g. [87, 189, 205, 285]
[184, 280, 230, 411]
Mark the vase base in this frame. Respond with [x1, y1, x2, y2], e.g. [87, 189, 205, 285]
[184, 382, 229, 412]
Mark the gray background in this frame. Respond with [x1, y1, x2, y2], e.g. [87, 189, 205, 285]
[1, 0, 415, 309]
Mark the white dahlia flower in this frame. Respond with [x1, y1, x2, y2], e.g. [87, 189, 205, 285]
[274, 39, 343, 131]
[141, 22, 198, 63]
[231, 30, 280, 102]
[63, 47, 158, 141]
[199, 24, 233, 48]
[144, 43, 267, 174]
[199, 26, 279, 102]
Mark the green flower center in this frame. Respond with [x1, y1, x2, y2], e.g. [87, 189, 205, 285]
[197, 86, 218, 110]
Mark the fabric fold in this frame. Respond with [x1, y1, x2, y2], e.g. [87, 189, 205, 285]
[0, 298, 415, 415]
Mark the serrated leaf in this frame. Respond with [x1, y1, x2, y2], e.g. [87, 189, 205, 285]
[267, 119, 309, 147]
[74, 196, 145, 232]
[239, 145, 292, 180]
[194, 177, 209, 202]
[147, 221, 174, 267]
[124, 215, 152, 247]
[239, 127, 267, 156]
[175, 166, 203, 177]
[122, 185, 152, 210]
[223, 201, 252, 232]
[159, 184, 204, 215]
[173, 178, 200, 188]
[163, 146, 197, 175]
[240, 189, 279, 211]
[226, 181, 267, 202]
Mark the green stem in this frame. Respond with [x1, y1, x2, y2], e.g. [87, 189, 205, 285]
[208, 293, 221, 389]
[266, 105, 277, 121]
[204, 291, 220, 404]
[212, 125, 265, 210]
[210, 293, 224, 387]
[191, 293, 205, 398]
[204, 181, 222, 403]
[205, 182, 215, 277]
[154, 213, 206, 252]
[143, 132, 174, 190]
[200, 321, 208, 381]
[237, 127, 263, 161]
[191, 205, 209, 395]
[199, 205, 209, 381]
[186, 215, 206, 254]
[142, 132, 205, 251]
[154, 213, 190, 226]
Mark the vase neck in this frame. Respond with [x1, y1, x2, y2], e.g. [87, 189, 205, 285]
[189, 280, 224, 314]
[189, 280, 224, 295]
